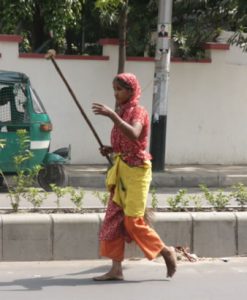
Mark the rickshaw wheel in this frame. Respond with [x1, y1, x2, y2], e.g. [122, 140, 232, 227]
[37, 164, 68, 191]
[0, 175, 4, 186]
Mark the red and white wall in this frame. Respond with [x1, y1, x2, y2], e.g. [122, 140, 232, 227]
[0, 34, 247, 165]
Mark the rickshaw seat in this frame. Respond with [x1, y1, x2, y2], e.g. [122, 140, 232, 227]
[0, 86, 26, 130]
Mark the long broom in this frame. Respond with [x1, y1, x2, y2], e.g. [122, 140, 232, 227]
[45, 49, 112, 166]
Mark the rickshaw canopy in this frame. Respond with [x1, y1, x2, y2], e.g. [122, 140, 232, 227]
[0, 70, 29, 84]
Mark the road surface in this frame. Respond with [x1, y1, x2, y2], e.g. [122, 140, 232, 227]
[0, 257, 246, 300]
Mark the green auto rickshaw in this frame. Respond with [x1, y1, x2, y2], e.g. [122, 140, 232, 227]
[0, 70, 70, 191]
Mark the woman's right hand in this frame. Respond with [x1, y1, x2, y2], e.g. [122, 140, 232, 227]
[99, 145, 113, 156]
[92, 103, 114, 118]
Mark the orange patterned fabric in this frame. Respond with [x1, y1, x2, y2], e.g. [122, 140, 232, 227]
[100, 238, 125, 262]
[124, 216, 165, 260]
[99, 216, 165, 261]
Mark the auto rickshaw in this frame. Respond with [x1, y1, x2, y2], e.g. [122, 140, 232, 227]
[0, 70, 70, 191]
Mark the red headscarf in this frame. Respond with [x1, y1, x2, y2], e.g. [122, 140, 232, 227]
[114, 73, 141, 114]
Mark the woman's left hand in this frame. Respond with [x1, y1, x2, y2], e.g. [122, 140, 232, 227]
[99, 145, 113, 156]
[92, 103, 114, 118]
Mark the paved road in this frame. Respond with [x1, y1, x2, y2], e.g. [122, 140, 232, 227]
[0, 257, 246, 300]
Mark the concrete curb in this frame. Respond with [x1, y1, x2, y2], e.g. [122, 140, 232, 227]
[67, 170, 247, 189]
[0, 212, 246, 261]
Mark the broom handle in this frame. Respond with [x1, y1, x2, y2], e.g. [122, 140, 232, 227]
[47, 53, 112, 166]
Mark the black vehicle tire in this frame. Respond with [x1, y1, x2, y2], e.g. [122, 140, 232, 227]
[0, 174, 8, 192]
[0, 174, 4, 186]
[37, 164, 68, 191]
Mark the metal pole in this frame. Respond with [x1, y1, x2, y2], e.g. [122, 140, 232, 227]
[150, 0, 173, 171]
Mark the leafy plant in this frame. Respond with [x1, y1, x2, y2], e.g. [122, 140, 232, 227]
[93, 190, 109, 208]
[8, 130, 42, 212]
[199, 184, 230, 211]
[188, 194, 203, 211]
[231, 183, 247, 209]
[67, 187, 85, 211]
[228, 29, 247, 52]
[167, 189, 188, 212]
[49, 184, 68, 208]
[0, 139, 7, 188]
[25, 187, 48, 209]
[150, 186, 158, 209]
[198, 184, 214, 204]
[171, 0, 246, 59]
[0, 139, 5, 149]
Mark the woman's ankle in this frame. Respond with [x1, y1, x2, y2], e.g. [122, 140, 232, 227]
[111, 260, 123, 276]
[160, 246, 177, 278]
[160, 246, 172, 257]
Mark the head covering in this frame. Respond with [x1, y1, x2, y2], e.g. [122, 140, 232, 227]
[114, 73, 141, 107]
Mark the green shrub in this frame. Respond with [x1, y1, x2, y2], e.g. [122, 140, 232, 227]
[231, 183, 247, 209]
[93, 190, 109, 208]
[8, 130, 42, 212]
[167, 189, 188, 211]
[67, 187, 85, 211]
[199, 184, 230, 211]
[150, 186, 158, 209]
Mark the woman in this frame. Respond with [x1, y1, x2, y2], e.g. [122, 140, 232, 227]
[92, 73, 176, 281]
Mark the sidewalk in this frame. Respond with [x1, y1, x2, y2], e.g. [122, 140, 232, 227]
[65, 164, 247, 189]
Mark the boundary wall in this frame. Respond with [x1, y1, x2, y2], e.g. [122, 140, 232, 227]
[1, 34, 247, 165]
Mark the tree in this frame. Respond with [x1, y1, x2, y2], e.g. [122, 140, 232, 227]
[95, 0, 157, 72]
[227, 0, 247, 51]
[0, 0, 83, 53]
[172, 0, 247, 59]
[0, 0, 246, 59]
[95, 0, 129, 73]
[126, 1, 157, 57]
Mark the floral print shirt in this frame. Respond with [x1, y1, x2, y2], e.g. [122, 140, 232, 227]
[111, 103, 152, 166]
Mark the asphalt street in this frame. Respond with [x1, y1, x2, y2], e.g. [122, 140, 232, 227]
[0, 257, 246, 300]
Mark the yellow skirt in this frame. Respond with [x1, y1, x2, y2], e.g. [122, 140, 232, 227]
[106, 155, 152, 217]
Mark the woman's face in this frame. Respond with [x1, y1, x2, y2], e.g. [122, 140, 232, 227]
[113, 81, 133, 105]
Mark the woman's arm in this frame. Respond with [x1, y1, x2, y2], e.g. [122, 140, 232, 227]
[92, 103, 142, 141]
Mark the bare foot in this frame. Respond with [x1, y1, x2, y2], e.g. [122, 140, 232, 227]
[161, 246, 177, 278]
[93, 272, 124, 281]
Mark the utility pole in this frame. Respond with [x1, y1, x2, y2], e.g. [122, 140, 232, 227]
[150, 0, 173, 171]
